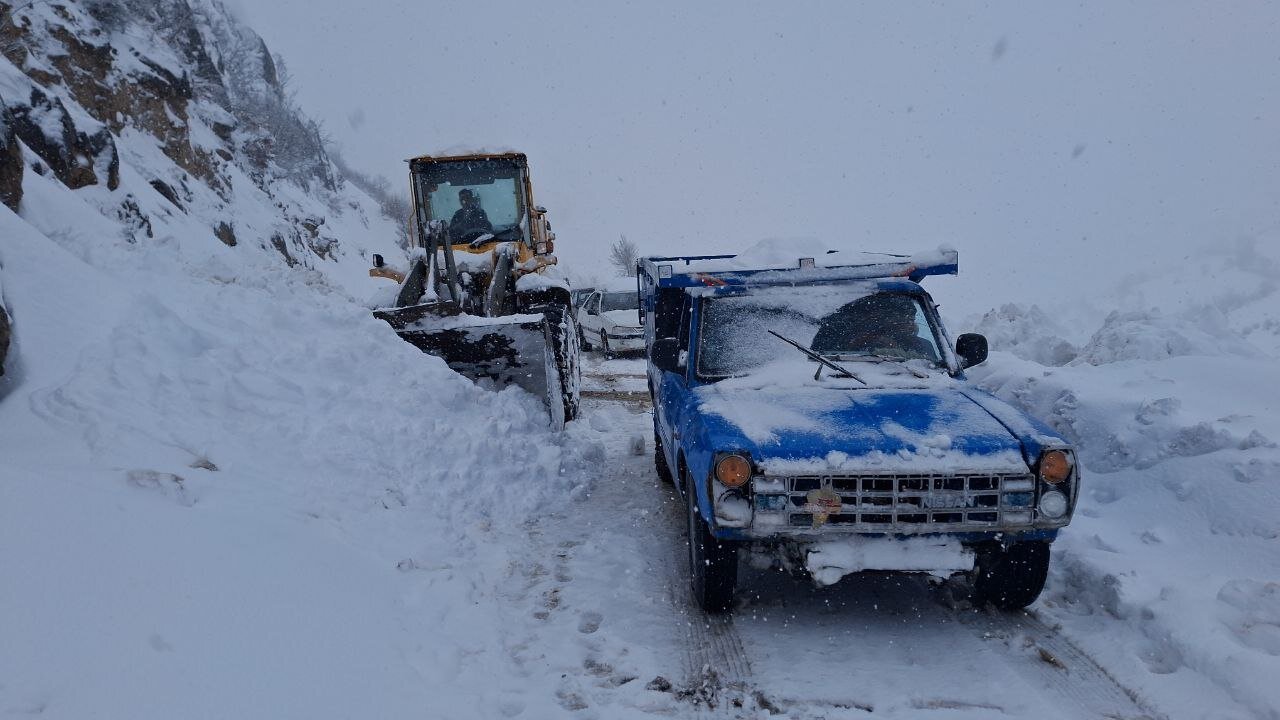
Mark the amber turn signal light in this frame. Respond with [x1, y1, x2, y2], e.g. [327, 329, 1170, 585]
[714, 455, 752, 488]
[1039, 450, 1072, 484]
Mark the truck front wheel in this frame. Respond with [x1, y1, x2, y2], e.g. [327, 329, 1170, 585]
[685, 471, 738, 613]
[973, 541, 1050, 610]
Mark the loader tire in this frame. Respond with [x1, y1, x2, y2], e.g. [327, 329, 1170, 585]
[543, 303, 581, 425]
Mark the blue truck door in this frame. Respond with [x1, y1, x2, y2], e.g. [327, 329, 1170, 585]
[654, 293, 693, 473]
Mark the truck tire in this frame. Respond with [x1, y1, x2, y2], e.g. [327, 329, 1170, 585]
[973, 541, 1050, 610]
[685, 470, 737, 613]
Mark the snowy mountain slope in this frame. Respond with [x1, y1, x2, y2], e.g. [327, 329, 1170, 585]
[0, 1, 605, 717]
[0, 0, 404, 285]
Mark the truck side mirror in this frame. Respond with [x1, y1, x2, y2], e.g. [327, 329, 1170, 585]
[372, 253, 385, 268]
[651, 338, 681, 372]
[956, 333, 988, 369]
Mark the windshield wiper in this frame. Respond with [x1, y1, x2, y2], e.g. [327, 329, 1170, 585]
[768, 331, 866, 385]
[833, 352, 932, 379]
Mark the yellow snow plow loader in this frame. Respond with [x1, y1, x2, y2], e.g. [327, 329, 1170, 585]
[370, 152, 580, 426]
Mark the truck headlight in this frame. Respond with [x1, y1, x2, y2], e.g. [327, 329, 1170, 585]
[1038, 449, 1073, 484]
[1039, 490, 1069, 519]
[714, 454, 752, 488]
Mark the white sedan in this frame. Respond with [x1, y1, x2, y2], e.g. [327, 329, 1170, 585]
[578, 289, 644, 355]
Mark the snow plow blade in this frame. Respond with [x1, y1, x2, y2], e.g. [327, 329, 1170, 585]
[374, 302, 578, 428]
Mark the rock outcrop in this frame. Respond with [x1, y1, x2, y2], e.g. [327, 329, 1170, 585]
[0, 296, 9, 376]
[0, 0, 355, 263]
[0, 101, 21, 212]
[5, 83, 119, 191]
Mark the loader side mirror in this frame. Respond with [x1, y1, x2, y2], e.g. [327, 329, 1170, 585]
[956, 333, 988, 369]
[651, 338, 681, 373]
[372, 253, 385, 268]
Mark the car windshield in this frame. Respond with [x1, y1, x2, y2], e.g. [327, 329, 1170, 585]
[698, 285, 943, 377]
[600, 291, 637, 312]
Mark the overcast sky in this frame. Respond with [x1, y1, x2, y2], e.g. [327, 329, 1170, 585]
[241, 1, 1280, 322]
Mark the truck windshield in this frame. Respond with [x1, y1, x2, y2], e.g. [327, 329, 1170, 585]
[419, 160, 524, 241]
[600, 291, 637, 312]
[698, 286, 943, 378]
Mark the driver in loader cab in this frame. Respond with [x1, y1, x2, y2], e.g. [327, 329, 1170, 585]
[449, 188, 493, 241]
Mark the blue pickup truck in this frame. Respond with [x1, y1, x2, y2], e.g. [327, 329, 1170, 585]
[639, 249, 1078, 613]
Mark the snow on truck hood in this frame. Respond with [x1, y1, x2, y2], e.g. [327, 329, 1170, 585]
[694, 364, 1057, 474]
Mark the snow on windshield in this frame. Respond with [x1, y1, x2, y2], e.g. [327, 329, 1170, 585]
[697, 285, 942, 377]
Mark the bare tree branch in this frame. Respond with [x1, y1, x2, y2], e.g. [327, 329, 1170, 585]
[609, 235, 639, 277]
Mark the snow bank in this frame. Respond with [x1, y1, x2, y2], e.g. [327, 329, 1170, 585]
[1076, 307, 1262, 364]
[965, 239, 1280, 717]
[0, 170, 601, 716]
[0, 42, 593, 714]
[972, 303, 1080, 366]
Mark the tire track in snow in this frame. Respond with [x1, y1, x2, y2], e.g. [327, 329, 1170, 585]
[582, 359, 763, 717]
[960, 606, 1164, 719]
[663, 508, 757, 717]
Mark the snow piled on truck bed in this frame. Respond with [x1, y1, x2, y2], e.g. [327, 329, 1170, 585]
[960, 237, 1280, 718]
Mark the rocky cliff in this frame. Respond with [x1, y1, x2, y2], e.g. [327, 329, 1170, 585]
[0, 0, 391, 266]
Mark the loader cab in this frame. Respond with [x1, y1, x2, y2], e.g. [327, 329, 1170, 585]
[409, 153, 546, 250]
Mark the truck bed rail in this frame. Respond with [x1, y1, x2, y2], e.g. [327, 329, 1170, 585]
[639, 248, 958, 289]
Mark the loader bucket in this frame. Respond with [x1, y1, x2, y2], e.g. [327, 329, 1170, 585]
[374, 302, 580, 428]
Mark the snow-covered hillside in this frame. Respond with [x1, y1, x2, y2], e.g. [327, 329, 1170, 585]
[0, 1, 597, 716]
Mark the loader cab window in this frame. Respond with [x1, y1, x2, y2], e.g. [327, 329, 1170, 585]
[417, 160, 526, 242]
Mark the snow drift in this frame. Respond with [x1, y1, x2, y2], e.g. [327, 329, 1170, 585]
[966, 237, 1280, 718]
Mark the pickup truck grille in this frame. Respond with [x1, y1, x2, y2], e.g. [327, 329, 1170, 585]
[757, 472, 1036, 532]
